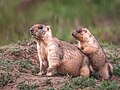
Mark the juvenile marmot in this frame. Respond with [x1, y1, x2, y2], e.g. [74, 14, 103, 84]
[29, 24, 90, 77]
[72, 27, 113, 79]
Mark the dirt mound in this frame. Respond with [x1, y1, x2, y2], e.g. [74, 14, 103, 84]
[0, 40, 38, 64]
[0, 40, 68, 90]
[0, 41, 120, 90]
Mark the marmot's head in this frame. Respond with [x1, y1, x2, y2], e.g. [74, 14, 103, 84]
[29, 24, 52, 40]
[72, 27, 92, 42]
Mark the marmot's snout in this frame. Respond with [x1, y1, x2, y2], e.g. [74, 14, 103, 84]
[72, 28, 82, 35]
[72, 31, 76, 36]
[72, 29, 81, 36]
[29, 24, 46, 37]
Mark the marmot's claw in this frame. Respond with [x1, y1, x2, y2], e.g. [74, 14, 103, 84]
[47, 67, 57, 76]
[46, 72, 54, 77]
[37, 71, 46, 76]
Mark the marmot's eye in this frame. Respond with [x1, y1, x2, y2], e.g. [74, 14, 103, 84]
[47, 28, 49, 31]
[81, 47, 84, 50]
[77, 30, 82, 33]
[38, 26, 43, 29]
[85, 31, 87, 33]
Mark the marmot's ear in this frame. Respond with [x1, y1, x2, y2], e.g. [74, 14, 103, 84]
[46, 25, 51, 31]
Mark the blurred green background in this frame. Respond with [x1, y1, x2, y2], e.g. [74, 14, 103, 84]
[0, 0, 120, 46]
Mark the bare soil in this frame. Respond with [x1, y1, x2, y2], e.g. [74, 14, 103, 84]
[0, 40, 120, 90]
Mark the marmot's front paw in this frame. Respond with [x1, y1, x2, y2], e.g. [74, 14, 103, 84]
[37, 71, 46, 76]
[46, 67, 57, 76]
[46, 72, 54, 77]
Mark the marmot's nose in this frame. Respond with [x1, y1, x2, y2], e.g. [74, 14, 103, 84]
[72, 32, 76, 36]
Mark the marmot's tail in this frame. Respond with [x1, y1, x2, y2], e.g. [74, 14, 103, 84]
[108, 63, 113, 77]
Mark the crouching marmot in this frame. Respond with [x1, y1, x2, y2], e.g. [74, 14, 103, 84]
[29, 24, 90, 77]
[72, 27, 113, 80]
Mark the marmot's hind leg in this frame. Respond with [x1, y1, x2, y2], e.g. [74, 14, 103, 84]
[80, 66, 90, 77]
[108, 63, 113, 78]
[99, 63, 110, 80]
[80, 57, 90, 77]
[46, 59, 60, 76]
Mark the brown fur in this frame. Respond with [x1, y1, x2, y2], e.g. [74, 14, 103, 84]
[29, 24, 90, 77]
[72, 27, 113, 79]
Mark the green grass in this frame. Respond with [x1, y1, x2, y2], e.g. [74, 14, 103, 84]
[60, 77, 120, 90]
[18, 60, 32, 69]
[17, 81, 39, 90]
[0, 0, 120, 45]
[95, 80, 120, 90]
[31, 66, 40, 75]
[0, 59, 16, 72]
[113, 56, 120, 76]
[0, 72, 14, 87]
[46, 87, 56, 90]
[61, 77, 95, 90]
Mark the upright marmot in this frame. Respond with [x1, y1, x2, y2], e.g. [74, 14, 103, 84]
[29, 24, 90, 77]
[72, 27, 113, 79]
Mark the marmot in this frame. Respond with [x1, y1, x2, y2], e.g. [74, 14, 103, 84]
[29, 24, 90, 77]
[72, 27, 113, 80]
